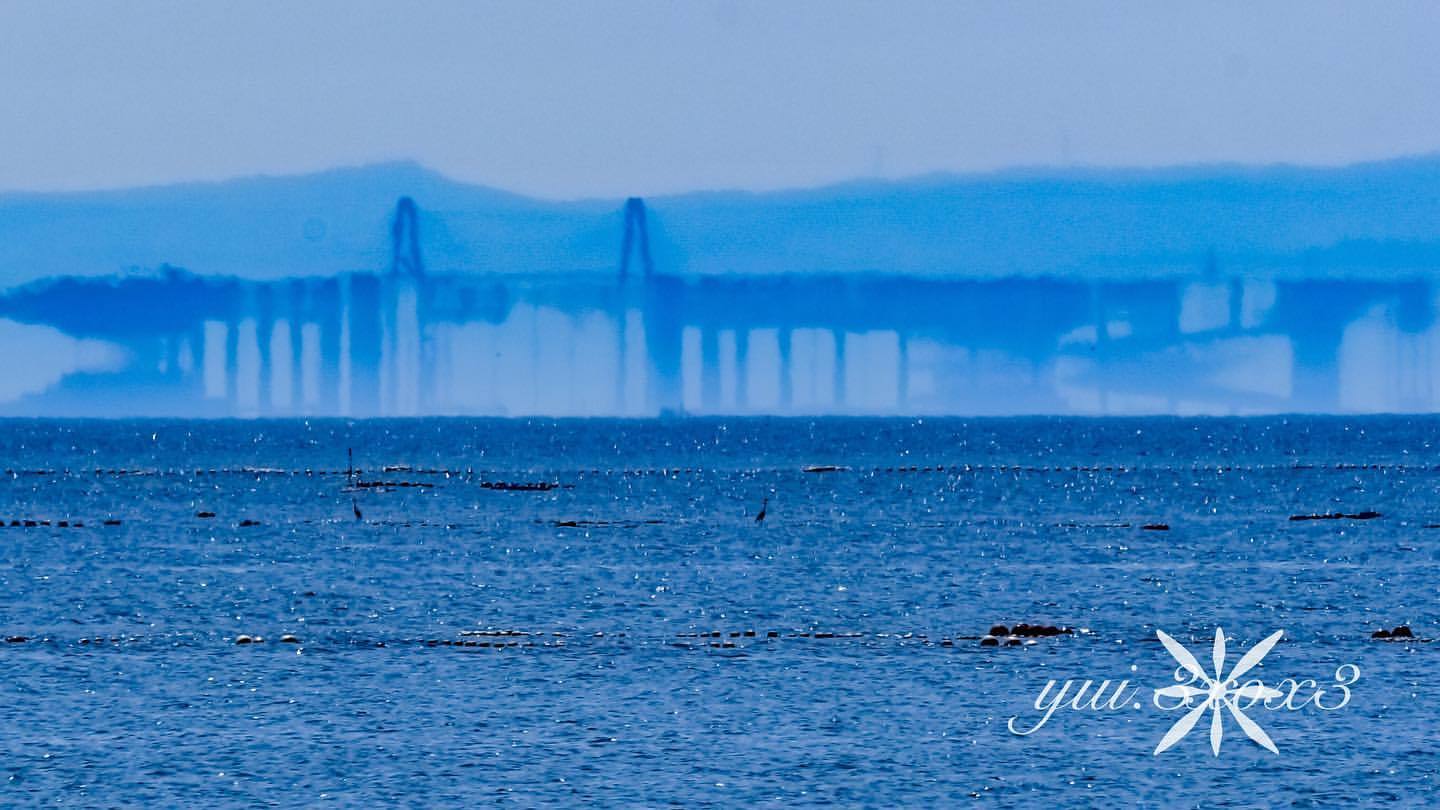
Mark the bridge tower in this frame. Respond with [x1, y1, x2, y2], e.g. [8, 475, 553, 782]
[379, 196, 428, 414]
[391, 196, 425, 278]
[619, 197, 654, 281]
[620, 198, 684, 415]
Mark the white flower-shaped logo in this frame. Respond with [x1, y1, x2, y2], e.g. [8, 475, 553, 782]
[1153, 628, 1285, 756]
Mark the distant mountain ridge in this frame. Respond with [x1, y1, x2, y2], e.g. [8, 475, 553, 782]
[3, 156, 1440, 287]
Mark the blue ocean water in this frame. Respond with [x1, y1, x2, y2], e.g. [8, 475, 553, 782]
[0, 417, 1435, 807]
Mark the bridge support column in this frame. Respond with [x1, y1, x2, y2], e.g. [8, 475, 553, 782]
[318, 280, 343, 415]
[250, 284, 274, 415]
[778, 327, 793, 413]
[701, 328, 720, 414]
[833, 329, 847, 413]
[183, 325, 207, 410]
[615, 308, 628, 415]
[289, 321, 304, 413]
[897, 333, 909, 413]
[418, 300, 435, 413]
[257, 317, 274, 414]
[178, 325, 198, 382]
[1091, 285, 1111, 414]
[348, 275, 383, 417]
[288, 283, 305, 414]
[644, 276, 685, 416]
[224, 319, 240, 415]
[647, 336, 684, 415]
[734, 329, 749, 413]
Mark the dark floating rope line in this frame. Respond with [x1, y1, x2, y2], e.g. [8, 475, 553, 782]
[3, 460, 1434, 481]
[2, 624, 1426, 650]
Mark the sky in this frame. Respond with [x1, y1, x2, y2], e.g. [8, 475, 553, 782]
[2, 1, 1440, 199]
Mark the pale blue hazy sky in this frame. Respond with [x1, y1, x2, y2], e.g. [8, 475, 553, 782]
[2, 1, 1439, 198]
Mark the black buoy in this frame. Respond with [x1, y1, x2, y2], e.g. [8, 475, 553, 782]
[755, 497, 768, 524]
[352, 498, 363, 522]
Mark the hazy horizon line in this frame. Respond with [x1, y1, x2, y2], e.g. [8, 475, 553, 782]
[6, 148, 1440, 205]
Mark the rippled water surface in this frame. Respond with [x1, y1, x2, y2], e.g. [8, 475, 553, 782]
[0, 417, 1437, 807]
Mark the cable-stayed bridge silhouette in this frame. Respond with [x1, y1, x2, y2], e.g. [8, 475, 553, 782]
[1, 196, 1436, 416]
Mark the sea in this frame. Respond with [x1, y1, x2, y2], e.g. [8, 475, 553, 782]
[0, 417, 1436, 807]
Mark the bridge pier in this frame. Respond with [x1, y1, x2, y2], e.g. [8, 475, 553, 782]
[644, 276, 685, 416]
[378, 278, 395, 415]
[897, 333, 909, 412]
[778, 327, 793, 413]
[289, 321, 303, 412]
[734, 328, 749, 413]
[348, 274, 383, 417]
[224, 318, 240, 414]
[833, 329, 847, 412]
[316, 279, 343, 415]
[1091, 284, 1111, 414]
[275, 282, 298, 412]
[418, 294, 436, 413]
[257, 319, 274, 414]
[701, 328, 721, 414]
[614, 306, 629, 415]
[388, 277, 424, 415]
[252, 285, 275, 414]
[183, 324, 207, 408]
[285, 282, 304, 413]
